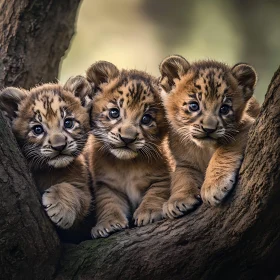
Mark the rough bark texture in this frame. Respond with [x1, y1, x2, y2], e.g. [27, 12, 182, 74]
[0, 111, 60, 280]
[0, 0, 81, 89]
[56, 67, 280, 280]
[0, 1, 81, 279]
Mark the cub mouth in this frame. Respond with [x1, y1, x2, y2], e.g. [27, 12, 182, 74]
[48, 155, 75, 168]
[110, 146, 138, 160]
[192, 135, 217, 141]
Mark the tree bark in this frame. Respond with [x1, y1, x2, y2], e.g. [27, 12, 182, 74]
[0, 111, 60, 280]
[56, 67, 280, 280]
[0, 1, 81, 279]
[0, 0, 81, 89]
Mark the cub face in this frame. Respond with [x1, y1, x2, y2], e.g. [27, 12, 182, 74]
[87, 61, 167, 160]
[0, 79, 91, 169]
[159, 55, 257, 147]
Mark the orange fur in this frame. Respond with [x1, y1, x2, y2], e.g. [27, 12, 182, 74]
[0, 80, 92, 229]
[159, 55, 260, 218]
[86, 61, 171, 238]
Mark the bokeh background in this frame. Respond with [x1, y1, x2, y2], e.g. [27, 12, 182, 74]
[60, 0, 280, 102]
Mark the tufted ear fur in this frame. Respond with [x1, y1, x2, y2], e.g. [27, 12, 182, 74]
[63, 75, 93, 106]
[231, 63, 257, 101]
[86, 61, 119, 87]
[0, 87, 27, 120]
[159, 55, 190, 92]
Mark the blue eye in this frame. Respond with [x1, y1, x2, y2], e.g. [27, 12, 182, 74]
[64, 118, 75, 129]
[109, 108, 120, 119]
[220, 104, 230, 115]
[32, 125, 44, 135]
[189, 102, 200, 112]
[141, 114, 152, 125]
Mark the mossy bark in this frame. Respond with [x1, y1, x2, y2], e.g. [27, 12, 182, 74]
[55, 67, 280, 280]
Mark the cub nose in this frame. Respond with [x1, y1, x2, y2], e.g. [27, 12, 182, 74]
[202, 127, 216, 134]
[51, 143, 66, 152]
[120, 136, 136, 145]
[50, 134, 67, 152]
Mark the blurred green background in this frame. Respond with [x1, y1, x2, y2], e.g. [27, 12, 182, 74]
[60, 0, 280, 102]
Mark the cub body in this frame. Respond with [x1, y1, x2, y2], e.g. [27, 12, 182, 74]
[159, 55, 260, 218]
[0, 81, 92, 229]
[86, 61, 170, 238]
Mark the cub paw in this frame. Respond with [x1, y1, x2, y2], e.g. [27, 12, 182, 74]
[201, 172, 236, 206]
[133, 207, 163, 227]
[42, 186, 76, 229]
[91, 217, 129, 239]
[163, 193, 202, 219]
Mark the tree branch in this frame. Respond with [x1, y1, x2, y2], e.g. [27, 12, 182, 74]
[56, 66, 280, 280]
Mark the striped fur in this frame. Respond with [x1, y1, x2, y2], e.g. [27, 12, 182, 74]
[0, 82, 92, 229]
[86, 61, 171, 238]
[159, 55, 260, 218]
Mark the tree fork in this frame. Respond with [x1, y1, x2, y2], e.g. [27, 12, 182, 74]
[56, 67, 280, 280]
[0, 1, 280, 279]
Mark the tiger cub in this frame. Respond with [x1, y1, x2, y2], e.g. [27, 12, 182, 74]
[159, 55, 260, 218]
[0, 78, 92, 229]
[86, 61, 171, 238]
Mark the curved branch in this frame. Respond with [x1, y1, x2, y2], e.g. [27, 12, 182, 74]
[56, 66, 280, 280]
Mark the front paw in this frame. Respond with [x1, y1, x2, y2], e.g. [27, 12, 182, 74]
[42, 186, 76, 229]
[163, 192, 202, 219]
[91, 216, 129, 239]
[201, 172, 236, 206]
[133, 207, 163, 227]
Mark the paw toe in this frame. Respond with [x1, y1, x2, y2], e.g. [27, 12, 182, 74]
[163, 194, 202, 219]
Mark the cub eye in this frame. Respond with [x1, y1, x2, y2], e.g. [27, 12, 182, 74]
[189, 102, 200, 112]
[109, 108, 120, 119]
[220, 104, 231, 115]
[64, 118, 75, 129]
[32, 125, 44, 135]
[141, 114, 152, 125]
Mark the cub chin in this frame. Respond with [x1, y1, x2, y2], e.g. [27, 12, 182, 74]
[0, 78, 92, 230]
[159, 55, 260, 219]
[86, 61, 171, 238]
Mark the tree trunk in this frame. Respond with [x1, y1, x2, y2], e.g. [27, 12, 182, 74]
[0, 1, 81, 279]
[0, 0, 81, 89]
[56, 67, 280, 280]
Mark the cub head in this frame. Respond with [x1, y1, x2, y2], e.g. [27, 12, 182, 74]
[159, 55, 257, 147]
[86, 61, 167, 160]
[0, 78, 91, 169]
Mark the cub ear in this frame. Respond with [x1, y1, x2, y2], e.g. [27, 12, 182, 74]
[231, 63, 257, 101]
[86, 61, 119, 86]
[63, 75, 93, 105]
[159, 55, 190, 91]
[0, 87, 27, 120]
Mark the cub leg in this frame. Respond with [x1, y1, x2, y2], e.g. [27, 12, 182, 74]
[91, 184, 129, 238]
[42, 182, 91, 229]
[163, 166, 203, 219]
[201, 143, 244, 206]
[133, 180, 170, 226]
